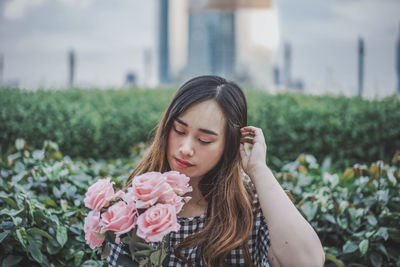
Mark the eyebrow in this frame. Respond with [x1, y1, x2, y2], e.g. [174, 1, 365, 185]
[175, 118, 219, 136]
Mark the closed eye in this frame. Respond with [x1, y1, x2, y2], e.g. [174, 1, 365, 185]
[174, 127, 212, 144]
[173, 127, 184, 135]
[199, 140, 211, 144]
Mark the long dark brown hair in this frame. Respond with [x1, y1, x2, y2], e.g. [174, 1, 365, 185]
[125, 75, 254, 266]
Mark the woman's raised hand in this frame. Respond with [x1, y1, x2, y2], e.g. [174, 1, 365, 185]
[239, 126, 267, 178]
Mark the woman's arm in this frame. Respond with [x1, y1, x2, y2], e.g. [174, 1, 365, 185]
[240, 126, 325, 267]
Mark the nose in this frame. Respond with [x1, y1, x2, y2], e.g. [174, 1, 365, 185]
[179, 137, 194, 157]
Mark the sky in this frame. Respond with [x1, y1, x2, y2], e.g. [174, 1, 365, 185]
[0, 0, 158, 88]
[0, 0, 399, 98]
[275, 0, 400, 97]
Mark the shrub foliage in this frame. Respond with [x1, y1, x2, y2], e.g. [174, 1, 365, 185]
[0, 139, 141, 266]
[0, 139, 399, 266]
[1, 88, 399, 169]
[276, 153, 400, 266]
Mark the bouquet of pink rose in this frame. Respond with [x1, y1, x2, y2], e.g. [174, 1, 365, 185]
[83, 171, 192, 266]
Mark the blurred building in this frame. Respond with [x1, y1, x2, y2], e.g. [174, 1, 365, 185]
[162, 0, 279, 89]
[159, 0, 170, 84]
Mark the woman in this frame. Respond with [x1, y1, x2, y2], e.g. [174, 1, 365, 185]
[105, 75, 325, 266]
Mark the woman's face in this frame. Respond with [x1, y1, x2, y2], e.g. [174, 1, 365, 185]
[167, 100, 226, 180]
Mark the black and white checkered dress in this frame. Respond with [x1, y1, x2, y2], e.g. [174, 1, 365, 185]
[104, 190, 271, 267]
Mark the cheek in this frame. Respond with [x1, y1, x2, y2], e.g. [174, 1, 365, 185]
[202, 143, 224, 164]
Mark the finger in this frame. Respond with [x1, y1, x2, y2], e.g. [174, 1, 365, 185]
[241, 132, 255, 138]
[251, 127, 265, 143]
[240, 126, 258, 132]
[241, 126, 265, 140]
[240, 137, 255, 144]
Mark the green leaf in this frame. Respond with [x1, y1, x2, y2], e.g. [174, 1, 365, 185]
[366, 215, 377, 226]
[7, 152, 20, 164]
[27, 234, 44, 264]
[60, 199, 68, 212]
[337, 217, 348, 230]
[359, 239, 369, 256]
[26, 198, 36, 222]
[101, 242, 111, 260]
[46, 239, 62, 255]
[339, 201, 349, 213]
[325, 253, 344, 267]
[65, 247, 78, 260]
[32, 150, 45, 160]
[0, 193, 18, 209]
[52, 186, 62, 198]
[300, 201, 318, 221]
[56, 225, 68, 247]
[369, 252, 382, 267]
[2, 255, 23, 267]
[15, 139, 25, 150]
[67, 185, 77, 197]
[0, 231, 9, 243]
[150, 249, 167, 266]
[49, 214, 60, 226]
[133, 249, 153, 257]
[323, 172, 339, 187]
[323, 214, 336, 224]
[348, 207, 364, 222]
[365, 230, 376, 238]
[27, 228, 54, 240]
[375, 227, 389, 241]
[0, 208, 24, 217]
[16, 228, 28, 250]
[41, 198, 57, 208]
[11, 172, 26, 184]
[138, 257, 149, 266]
[376, 189, 389, 204]
[74, 251, 84, 267]
[387, 169, 397, 185]
[343, 240, 358, 254]
[80, 260, 103, 267]
[135, 241, 155, 250]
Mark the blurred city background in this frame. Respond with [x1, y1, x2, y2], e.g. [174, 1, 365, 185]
[0, 0, 399, 98]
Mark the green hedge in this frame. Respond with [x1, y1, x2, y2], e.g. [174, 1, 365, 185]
[1, 87, 399, 170]
[1, 139, 399, 266]
[276, 153, 400, 266]
[0, 88, 172, 159]
[246, 92, 400, 169]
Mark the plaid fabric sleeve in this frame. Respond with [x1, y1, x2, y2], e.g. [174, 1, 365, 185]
[256, 209, 271, 266]
[104, 240, 136, 267]
[248, 192, 271, 267]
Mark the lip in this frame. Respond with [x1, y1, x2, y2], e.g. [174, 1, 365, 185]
[175, 157, 194, 168]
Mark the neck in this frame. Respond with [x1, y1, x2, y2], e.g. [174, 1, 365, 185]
[186, 176, 207, 207]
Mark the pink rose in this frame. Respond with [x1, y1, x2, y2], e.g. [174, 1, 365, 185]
[121, 188, 138, 208]
[114, 190, 125, 198]
[163, 171, 192, 196]
[84, 211, 105, 249]
[130, 172, 173, 208]
[160, 190, 184, 213]
[136, 203, 180, 242]
[100, 201, 136, 244]
[84, 178, 115, 211]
